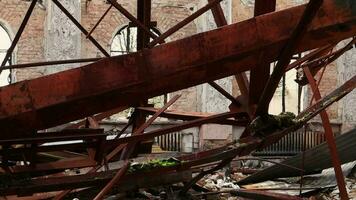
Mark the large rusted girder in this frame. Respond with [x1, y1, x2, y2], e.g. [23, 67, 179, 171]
[0, 0, 356, 139]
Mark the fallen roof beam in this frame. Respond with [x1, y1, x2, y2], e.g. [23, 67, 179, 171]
[238, 127, 356, 185]
[0, 0, 356, 139]
[255, 0, 323, 115]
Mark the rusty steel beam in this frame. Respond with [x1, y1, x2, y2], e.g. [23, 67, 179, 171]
[0, 0, 356, 139]
[2, 74, 353, 197]
[303, 67, 349, 200]
[3, 57, 103, 70]
[66, 106, 128, 129]
[0, 0, 38, 71]
[256, 0, 323, 115]
[120, 95, 180, 159]
[93, 160, 130, 200]
[147, 0, 223, 47]
[51, 0, 110, 57]
[285, 45, 334, 71]
[249, 0, 276, 106]
[108, 111, 241, 147]
[136, 107, 248, 126]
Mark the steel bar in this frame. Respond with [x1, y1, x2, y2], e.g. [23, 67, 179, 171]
[107, 111, 240, 146]
[1, 0, 356, 138]
[128, 0, 152, 155]
[0, 0, 38, 72]
[93, 160, 130, 200]
[285, 45, 334, 71]
[309, 66, 326, 105]
[120, 95, 180, 159]
[86, 5, 112, 39]
[249, 0, 276, 106]
[136, 107, 248, 126]
[208, 81, 241, 106]
[3, 57, 102, 70]
[0, 130, 104, 144]
[51, 0, 110, 57]
[106, 0, 161, 43]
[55, 96, 181, 199]
[147, 0, 223, 47]
[66, 106, 128, 129]
[303, 67, 348, 200]
[302, 37, 356, 71]
[256, 0, 323, 115]
[3, 90, 351, 194]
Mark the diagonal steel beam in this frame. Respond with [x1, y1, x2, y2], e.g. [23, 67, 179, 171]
[208, 81, 241, 106]
[303, 67, 348, 200]
[147, 0, 223, 47]
[51, 0, 110, 57]
[86, 4, 113, 39]
[0, 0, 38, 73]
[120, 95, 181, 159]
[256, 0, 323, 115]
[93, 160, 130, 200]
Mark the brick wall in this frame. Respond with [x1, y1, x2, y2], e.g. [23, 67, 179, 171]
[0, 0, 46, 81]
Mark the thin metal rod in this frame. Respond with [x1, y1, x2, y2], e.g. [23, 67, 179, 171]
[309, 66, 326, 105]
[93, 160, 130, 200]
[51, 0, 110, 57]
[120, 94, 181, 159]
[286, 45, 334, 71]
[147, 0, 223, 47]
[209, 81, 241, 106]
[3, 57, 102, 70]
[0, 0, 38, 72]
[106, 0, 162, 44]
[86, 5, 113, 39]
[256, 0, 323, 115]
[303, 67, 349, 200]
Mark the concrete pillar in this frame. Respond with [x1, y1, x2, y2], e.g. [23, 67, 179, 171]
[45, 0, 81, 74]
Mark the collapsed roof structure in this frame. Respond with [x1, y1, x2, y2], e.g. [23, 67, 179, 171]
[0, 0, 355, 199]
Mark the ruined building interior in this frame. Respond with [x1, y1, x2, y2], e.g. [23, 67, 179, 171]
[0, 0, 355, 199]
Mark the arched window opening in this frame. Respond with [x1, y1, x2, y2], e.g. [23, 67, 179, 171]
[110, 24, 161, 56]
[0, 24, 12, 86]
